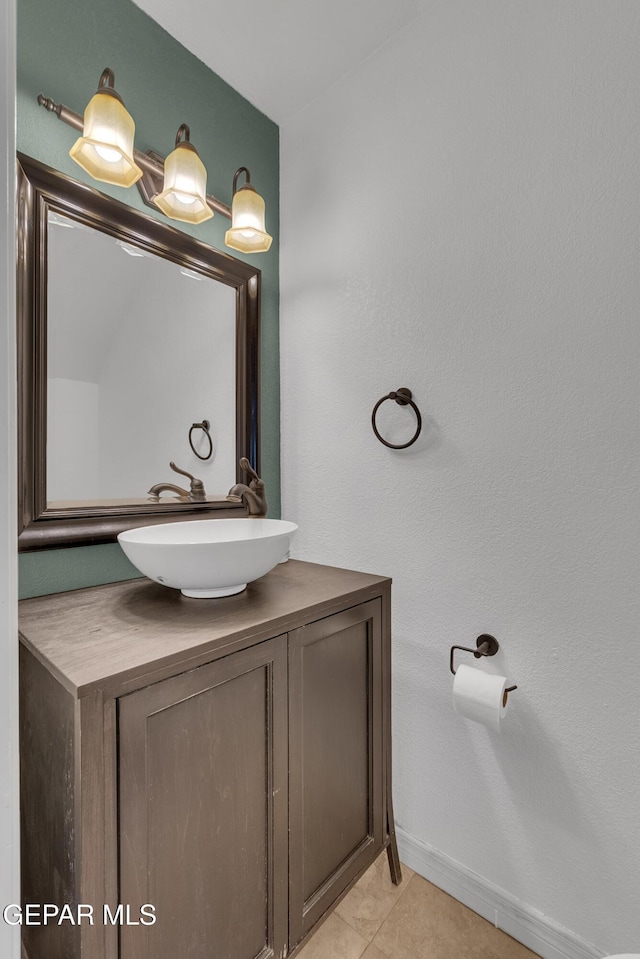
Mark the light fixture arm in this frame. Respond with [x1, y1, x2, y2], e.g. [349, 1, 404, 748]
[175, 123, 191, 147]
[36, 94, 232, 219]
[92, 69, 127, 108]
[98, 67, 115, 90]
[232, 166, 256, 195]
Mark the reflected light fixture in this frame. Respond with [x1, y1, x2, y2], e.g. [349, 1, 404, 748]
[153, 124, 213, 224]
[68, 68, 142, 188]
[115, 239, 149, 257]
[37, 67, 272, 253]
[48, 212, 75, 228]
[180, 267, 206, 281]
[225, 167, 272, 254]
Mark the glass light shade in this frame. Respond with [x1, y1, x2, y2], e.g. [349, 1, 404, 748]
[153, 143, 213, 224]
[225, 186, 273, 253]
[69, 92, 142, 188]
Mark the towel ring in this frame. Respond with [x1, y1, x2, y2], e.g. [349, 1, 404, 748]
[371, 388, 422, 449]
[188, 420, 213, 461]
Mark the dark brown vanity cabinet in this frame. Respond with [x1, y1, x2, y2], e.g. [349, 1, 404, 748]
[118, 637, 289, 959]
[19, 561, 398, 959]
[288, 601, 384, 947]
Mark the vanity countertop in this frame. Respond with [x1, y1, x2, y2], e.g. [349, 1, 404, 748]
[19, 559, 391, 700]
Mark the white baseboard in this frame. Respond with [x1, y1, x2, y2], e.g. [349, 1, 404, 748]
[395, 827, 604, 959]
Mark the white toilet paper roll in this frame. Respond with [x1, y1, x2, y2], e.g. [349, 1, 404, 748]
[452, 664, 510, 732]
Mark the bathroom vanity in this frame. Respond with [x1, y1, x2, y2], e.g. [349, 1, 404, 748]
[19, 559, 400, 959]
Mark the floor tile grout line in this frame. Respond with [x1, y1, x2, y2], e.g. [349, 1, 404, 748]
[336, 859, 417, 944]
[365, 870, 421, 959]
[338, 912, 375, 943]
[394, 865, 418, 904]
[387, 868, 420, 908]
[298, 860, 542, 959]
[368, 930, 396, 959]
[369, 873, 427, 959]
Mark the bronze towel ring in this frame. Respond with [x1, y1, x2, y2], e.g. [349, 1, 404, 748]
[188, 420, 213, 460]
[371, 388, 422, 449]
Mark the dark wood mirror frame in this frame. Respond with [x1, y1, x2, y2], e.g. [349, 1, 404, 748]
[17, 153, 260, 552]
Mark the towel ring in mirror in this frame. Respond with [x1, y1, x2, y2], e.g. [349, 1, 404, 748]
[189, 420, 213, 460]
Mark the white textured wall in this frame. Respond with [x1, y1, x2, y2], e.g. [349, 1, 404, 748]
[97, 262, 236, 499]
[48, 379, 100, 500]
[1, 0, 20, 955]
[280, 1, 640, 954]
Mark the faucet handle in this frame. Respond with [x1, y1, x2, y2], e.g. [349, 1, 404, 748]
[229, 458, 267, 516]
[169, 462, 206, 502]
[170, 461, 197, 482]
[239, 457, 261, 485]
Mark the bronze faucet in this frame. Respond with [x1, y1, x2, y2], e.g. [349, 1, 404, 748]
[148, 462, 207, 503]
[227, 457, 268, 516]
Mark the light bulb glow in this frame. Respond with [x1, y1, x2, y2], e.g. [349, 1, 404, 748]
[225, 185, 272, 253]
[69, 90, 142, 187]
[153, 141, 213, 224]
[94, 145, 123, 163]
[172, 192, 197, 205]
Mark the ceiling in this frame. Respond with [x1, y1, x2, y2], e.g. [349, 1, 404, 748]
[133, 0, 425, 125]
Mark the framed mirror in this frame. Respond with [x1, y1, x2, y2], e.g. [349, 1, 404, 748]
[17, 153, 260, 551]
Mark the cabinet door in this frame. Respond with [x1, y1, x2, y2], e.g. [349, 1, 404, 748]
[289, 600, 384, 946]
[118, 636, 288, 959]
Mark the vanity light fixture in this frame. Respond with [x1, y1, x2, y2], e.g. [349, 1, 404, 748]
[153, 125, 213, 224]
[225, 167, 273, 253]
[37, 67, 272, 252]
[68, 68, 142, 188]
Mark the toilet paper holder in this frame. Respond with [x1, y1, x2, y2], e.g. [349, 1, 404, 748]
[450, 634, 517, 694]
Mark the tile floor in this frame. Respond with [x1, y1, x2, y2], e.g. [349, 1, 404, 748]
[296, 855, 541, 959]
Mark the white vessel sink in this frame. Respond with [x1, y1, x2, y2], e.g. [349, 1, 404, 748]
[118, 518, 298, 598]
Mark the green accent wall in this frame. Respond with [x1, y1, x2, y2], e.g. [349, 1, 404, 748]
[17, 0, 280, 598]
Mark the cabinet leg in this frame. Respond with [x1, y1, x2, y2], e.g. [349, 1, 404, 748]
[385, 785, 402, 886]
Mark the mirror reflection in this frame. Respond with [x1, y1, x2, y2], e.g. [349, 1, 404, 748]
[46, 212, 236, 507]
[17, 153, 260, 550]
